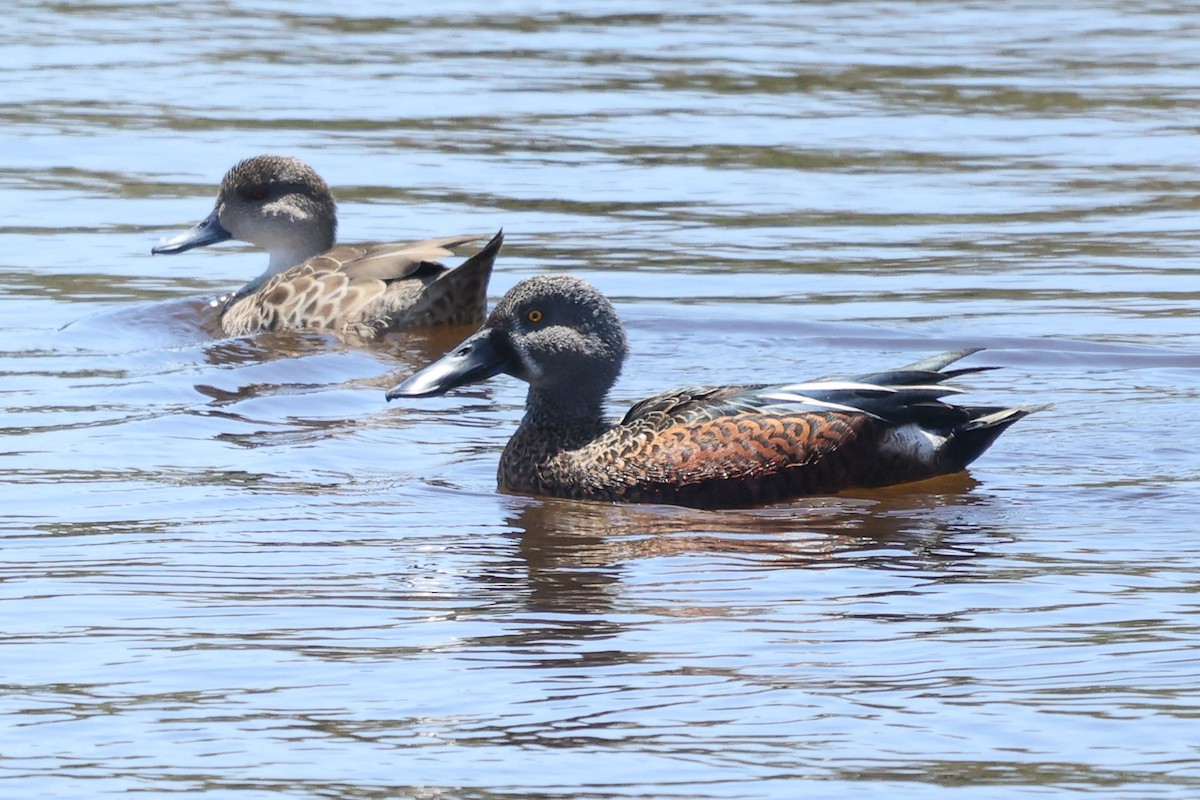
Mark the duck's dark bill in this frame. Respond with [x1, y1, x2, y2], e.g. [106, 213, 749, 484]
[386, 329, 508, 400]
[152, 209, 233, 255]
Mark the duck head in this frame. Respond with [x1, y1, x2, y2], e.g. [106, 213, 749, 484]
[387, 274, 628, 413]
[152, 155, 338, 275]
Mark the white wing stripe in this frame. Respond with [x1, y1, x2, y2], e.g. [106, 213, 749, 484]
[771, 381, 968, 395]
[752, 393, 885, 418]
[772, 381, 897, 393]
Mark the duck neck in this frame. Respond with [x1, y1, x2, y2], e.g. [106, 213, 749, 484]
[517, 387, 611, 452]
[243, 228, 333, 293]
[267, 243, 315, 274]
[500, 387, 612, 494]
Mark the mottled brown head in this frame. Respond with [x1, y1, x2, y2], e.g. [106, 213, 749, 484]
[387, 274, 629, 412]
[153, 155, 338, 272]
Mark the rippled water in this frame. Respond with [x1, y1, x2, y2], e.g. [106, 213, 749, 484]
[2, 2, 1199, 798]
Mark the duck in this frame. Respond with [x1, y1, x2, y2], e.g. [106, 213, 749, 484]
[386, 274, 1046, 509]
[152, 155, 502, 337]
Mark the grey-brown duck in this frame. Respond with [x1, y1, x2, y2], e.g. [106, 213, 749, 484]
[152, 155, 502, 337]
[386, 275, 1045, 509]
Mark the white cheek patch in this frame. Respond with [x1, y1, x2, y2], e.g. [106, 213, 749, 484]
[880, 423, 947, 464]
[263, 199, 307, 223]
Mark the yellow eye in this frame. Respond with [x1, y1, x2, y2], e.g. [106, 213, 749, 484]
[527, 309, 543, 324]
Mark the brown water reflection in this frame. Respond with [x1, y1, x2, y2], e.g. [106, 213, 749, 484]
[502, 475, 1005, 613]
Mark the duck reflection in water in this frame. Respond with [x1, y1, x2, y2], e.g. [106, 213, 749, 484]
[494, 484, 1012, 618]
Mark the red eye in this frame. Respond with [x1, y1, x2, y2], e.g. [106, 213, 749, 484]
[249, 188, 268, 201]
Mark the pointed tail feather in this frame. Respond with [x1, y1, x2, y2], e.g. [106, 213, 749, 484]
[408, 229, 503, 327]
[842, 349, 993, 388]
[896, 348, 983, 373]
[940, 403, 1050, 471]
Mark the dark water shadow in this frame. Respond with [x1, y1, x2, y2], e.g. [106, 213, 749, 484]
[495, 472, 1013, 617]
[49, 286, 488, 451]
[57, 294, 226, 350]
[201, 325, 484, 448]
[444, 476, 1016, 668]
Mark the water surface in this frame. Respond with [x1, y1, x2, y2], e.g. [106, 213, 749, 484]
[2, 2, 1199, 798]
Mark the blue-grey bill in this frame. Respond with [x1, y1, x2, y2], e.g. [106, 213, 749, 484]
[152, 209, 232, 255]
[386, 330, 507, 400]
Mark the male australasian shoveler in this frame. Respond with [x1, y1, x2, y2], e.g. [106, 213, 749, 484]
[386, 274, 1044, 509]
[152, 155, 502, 337]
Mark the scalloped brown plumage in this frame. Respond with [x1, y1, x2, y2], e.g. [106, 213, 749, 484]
[221, 232, 502, 337]
[152, 155, 502, 338]
[388, 275, 1045, 509]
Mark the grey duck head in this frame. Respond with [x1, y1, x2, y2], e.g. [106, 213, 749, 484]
[387, 274, 629, 409]
[152, 155, 338, 273]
